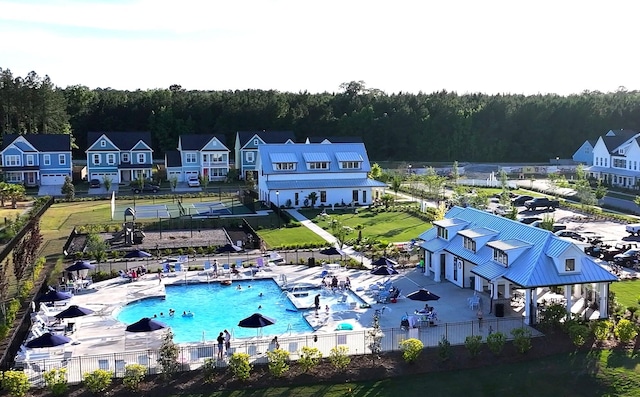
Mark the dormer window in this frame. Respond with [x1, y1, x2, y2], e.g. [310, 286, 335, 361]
[619, 148, 624, 155]
[308, 162, 329, 170]
[437, 226, 448, 239]
[340, 161, 361, 169]
[565, 258, 575, 272]
[463, 237, 476, 253]
[493, 249, 508, 266]
[275, 162, 296, 171]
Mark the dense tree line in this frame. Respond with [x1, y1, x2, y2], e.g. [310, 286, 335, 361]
[2, 69, 640, 162]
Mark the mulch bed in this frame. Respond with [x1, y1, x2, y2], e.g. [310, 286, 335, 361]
[26, 330, 590, 397]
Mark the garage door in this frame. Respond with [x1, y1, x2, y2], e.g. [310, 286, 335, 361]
[90, 173, 119, 184]
[184, 171, 198, 182]
[41, 174, 67, 185]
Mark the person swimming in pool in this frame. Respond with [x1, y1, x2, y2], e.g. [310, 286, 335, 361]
[237, 285, 242, 290]
[259, 292, 263, 297]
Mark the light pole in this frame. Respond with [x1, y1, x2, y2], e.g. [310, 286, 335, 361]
[556, 156, 559, 167]
[276, 190, 280, 229]
[408, 164, 413, 201]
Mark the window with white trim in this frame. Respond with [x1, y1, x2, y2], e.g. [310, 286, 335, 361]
[137, 153, 145, 163]
[275, 162, 296, 170]
[185, 153, 196, 163]
[43, 154, 50, 166]
[100, 140, 106, 147]
[107, 154, 115, 165]
[493, 249, 508, 266]
[437, 226, 448, 240]
[308, 162, 329, 170]
[210, 168, 228, 177]
[246, 152, 255, 163]
[253, 139, 259, 145]
[122, 153, 130, 162]
[463, 237, 476, 253]
[565, 258, 575, 272]
[5, 155, 20, 166]
[26, 155, 34, 166]
[340, 161, 361, 169]
[92, 154, 100, 165]
[58, 154, 66, 165]
[211, 153, 224, 162]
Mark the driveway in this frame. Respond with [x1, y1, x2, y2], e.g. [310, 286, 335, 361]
[38, 185, 64, 196]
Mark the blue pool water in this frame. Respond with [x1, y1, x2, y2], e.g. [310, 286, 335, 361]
[116, 280, 312, 343]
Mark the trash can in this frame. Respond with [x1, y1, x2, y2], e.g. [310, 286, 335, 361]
[308, 257, 316, 267]
[495, 303, 505, 318]
[469, 276, 475, 289]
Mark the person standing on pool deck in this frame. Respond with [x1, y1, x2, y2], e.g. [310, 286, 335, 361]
[314, 294, 320, 311]
[224, 329, 231, 353]
[217, 332, 225, 359]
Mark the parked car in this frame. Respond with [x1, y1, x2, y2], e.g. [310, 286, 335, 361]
[529, 221, 567, 233]
[625, 224, 640, 236]
[131, 183, 160, 194]
[188, 176, 200, 187]
[600, 242, 639, 262]
[524, 197, 560, 211]
[89, 179, 101, 188]
[512, 195, 534, 206]
[613, 248, 640, 267]
[554, 230, 585, 242]
[520, 217, 542, 225]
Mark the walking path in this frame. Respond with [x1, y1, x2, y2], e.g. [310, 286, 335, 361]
[285, 209, 372, 268]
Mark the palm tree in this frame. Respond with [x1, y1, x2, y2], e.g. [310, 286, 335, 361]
[307, 192, 318, 209]
[6, 184, 25, 209]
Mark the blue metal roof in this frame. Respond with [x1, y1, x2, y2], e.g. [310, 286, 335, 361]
[265, 178, 387, 190]
[421, 238, 448, 252]
[258, 143, 373, 174]
[418, 206, 619, 288]
[270, 153, 297, 163]
[303, 152, 331, 162]
[335, 152, 363, 162]
[472, 260, 506, 281]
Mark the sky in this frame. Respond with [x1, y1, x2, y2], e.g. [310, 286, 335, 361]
[2, 0, 639, 95]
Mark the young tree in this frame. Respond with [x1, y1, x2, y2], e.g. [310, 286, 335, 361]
[199, 175, 210, 192]
[61, 176, 75, 201]
[369, 163, 383, 180]
[6, 184, 25, 209]
[451, 161, 460, 183]
[102, 175, 112, 191]
[169, 176, 178, 191]
[390, 176, 402, 199]
[306, 192, 318, 208]
[574, 164, 596, 207]
[498, 169, 511, 205]
[595, 180, 608, 201]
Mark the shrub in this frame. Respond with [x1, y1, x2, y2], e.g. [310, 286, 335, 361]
[464, 335, 483, 358]
[298, 346, 322, 372]
[123, 364, 146, 391]
[266, 349, 290, 377]
[43, 368, 68, 396]
[400, 338, 424, 363]
[1, 370, 30, 397]
[82, 369, 112, 394]
[202, 358, 216, 383]
[511, 328, 532, 354]
[329, 346, 350, 371]
[539, 303, 566, 331]
[229, 352, 252, 380]
[437, 336, 451, 362]
[614, 319, 638, 343]
[592, 320, 612, 341]
[486, 332, 507, 356]
[157, 329, 180, 379]
[567, 323, 590, 347]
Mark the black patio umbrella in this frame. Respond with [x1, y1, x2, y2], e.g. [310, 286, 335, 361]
[25, 333, 71, 348]
[370, 265, 399, 276]
[125, 317, 167, 333]
[54, 305, 94, 319]
[406, 289, 441, 302]
[124, 249, 152, 258]
[216, 243, 242, 265]
[371, 257, 398, 268]
[65, 260, 95, 272]
[36, 290, 72, 303]
[320, 247, 345, 262]
[238, 313, 276, 337]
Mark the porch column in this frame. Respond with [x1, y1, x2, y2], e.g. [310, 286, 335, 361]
[598, 282, 609, 319]
[564, 284, 572, 317]
[491, 281, 499, 299]
[573, 284, 582, 298]
[524, 288, 532, 325]
[504, 281, 510, 299]
[433, 252, 441, 282]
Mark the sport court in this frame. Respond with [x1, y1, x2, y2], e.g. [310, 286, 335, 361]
[186, 201, 232, 216]
[114, 203, 177, 220]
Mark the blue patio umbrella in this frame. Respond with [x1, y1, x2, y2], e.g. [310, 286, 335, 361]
[124, 249, 152, 258]
[125, 317, 167, 333]
[370, 265, 398, 276]
[65, 260, 95, 272]
[25, 333, 71, 348]
[36, 290, 72, 303]
[216, 243, 242, 265]
[371, 257, 398, 268]
[54, 305, 94, 319]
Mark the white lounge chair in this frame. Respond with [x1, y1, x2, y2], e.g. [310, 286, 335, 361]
[202, 260, 213, 275]
[267, 251, 284, 264]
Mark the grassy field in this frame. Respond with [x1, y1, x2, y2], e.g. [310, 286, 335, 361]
[611, 279, 640, 308]
[299, 207, 429, 243]
[257, 226, 326, 248]
[168, 350, 640, 397]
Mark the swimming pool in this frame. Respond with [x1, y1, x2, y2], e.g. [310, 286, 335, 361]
[116, 279, 313, 343]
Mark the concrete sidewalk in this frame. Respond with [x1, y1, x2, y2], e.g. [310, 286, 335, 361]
[285, 209, 372, 268]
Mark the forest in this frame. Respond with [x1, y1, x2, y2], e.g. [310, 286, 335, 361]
[2, 67, 640, 163]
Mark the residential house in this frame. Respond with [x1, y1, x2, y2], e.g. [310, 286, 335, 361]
[165, 134, 230, 182]
[0, 134, 72, 186]
[86, 132, 153, 184]
[304, 136, 363, 144]
[572, 139, 595, 165]
[234, 131, 296, 181]
[418, 206, 617, 324]
[256, 143, 387, 208]
[585, 129, 640, 188]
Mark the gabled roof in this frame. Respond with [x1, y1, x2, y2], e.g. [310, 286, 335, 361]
[601, 129, 639, 153]
[87, 132, 152, 151]
[306, 136, 363, 144]
[2, 134, 71, 152]
[422, 206, 618, 288]
[237, 131, 296, 147]
[258, 143, 374, 174]
[165, 151, 182, 167]
[179, 134, 228, 150]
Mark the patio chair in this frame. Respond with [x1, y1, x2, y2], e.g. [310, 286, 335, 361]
[222, 264, 231, 275]
[201, 260, 213, 275]
[98, 359, 110, 371]
[118, 270, 132, 279]
[268, 251, 284, 264]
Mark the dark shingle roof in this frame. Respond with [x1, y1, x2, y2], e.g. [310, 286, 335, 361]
[165, 151, 182, 167]
[306, 136, 363, 144]
[237, 131, 296, 146]
[180, 134, 227, 150]
[602, 129, 638, 153]
[2, 134, 71, 152]
[87, 132, 152, 151]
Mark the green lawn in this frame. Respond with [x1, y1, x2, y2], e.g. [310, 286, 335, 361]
[257, 226, 326, 248]
[299, 207, 429, 243]
[169, 350, 640, 397]
[611, 279, 640, 308]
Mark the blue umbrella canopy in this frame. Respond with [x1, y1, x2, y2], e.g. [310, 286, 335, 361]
[124, 249, 152, 258]
[65, 260, 95, 272]
[216, 243, 242, 254]
[371, 257, 398, 267]
[406, 289, 440, 302]
[125, 317, 167, 332]
[319, 247, 344, 256]
[36, 290, 72, 303]
[370, 265, 399, 276]
[238, 313, 276, 328]
[54, 305, 94, 319]
[25, 333, 71, 348]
